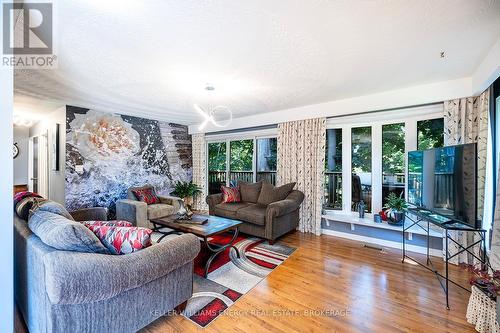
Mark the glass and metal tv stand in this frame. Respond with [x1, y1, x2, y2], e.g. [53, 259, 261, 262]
[403, 207, 487, 310]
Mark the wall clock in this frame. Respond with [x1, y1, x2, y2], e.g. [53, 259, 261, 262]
[13, 143, 19, 159]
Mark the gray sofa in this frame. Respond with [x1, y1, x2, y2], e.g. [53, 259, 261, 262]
[14, 207, 200, 333]
[206, 181, 304, 244]
[116, 185, 181, 228]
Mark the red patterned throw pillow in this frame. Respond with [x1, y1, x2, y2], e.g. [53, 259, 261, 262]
[132, 188, 160, 205]
[221, 186, 241, 203]
[83, 220, 133, 228]
[85, 224, 153, 255]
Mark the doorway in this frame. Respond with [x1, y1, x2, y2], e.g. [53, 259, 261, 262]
[29, 133, 49, 197]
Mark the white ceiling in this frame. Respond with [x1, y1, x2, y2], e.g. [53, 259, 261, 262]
[14, 0, 500, 125]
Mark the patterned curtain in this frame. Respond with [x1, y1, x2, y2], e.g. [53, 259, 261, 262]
[443, 88, 490, 264]
[191, 133, 208, 211]
[490, 165, 500, 270]
[277, 118, 326, 235]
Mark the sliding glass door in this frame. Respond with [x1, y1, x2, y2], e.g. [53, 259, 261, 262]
[207, 136, 277, 193]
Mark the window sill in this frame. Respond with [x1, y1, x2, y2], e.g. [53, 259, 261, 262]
[321, 212, 442, 238]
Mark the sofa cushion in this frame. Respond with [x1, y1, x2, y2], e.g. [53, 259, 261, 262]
[30, 199, 75, 220]
[257, 182, 296, 206]
[239, 181, 263, 203]
[236, 204, 267, 226]
[214, 202, 251, 219]
[132, 187, 160, 205]
[85, 224, 153, 255]
[28, 210, 110, 254]
[221, 186, 241, 203]
[147, 203, 175, 220]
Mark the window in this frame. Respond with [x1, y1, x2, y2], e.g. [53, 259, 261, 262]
[229, 139, 254, 184]
[256, 137, 277, 185]
[207, 134, 277, 192]
[382, 123, 405, 206]
[417, 118, 444, 150]
[352, 127, 372, 213]
[322, 105, 444, 218]
[325, 129, 342, 209]
[208, 142, 226, 194]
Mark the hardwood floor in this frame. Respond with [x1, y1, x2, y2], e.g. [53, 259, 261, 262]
[15, 232, 476, 333]
[141, 233, 476, 333]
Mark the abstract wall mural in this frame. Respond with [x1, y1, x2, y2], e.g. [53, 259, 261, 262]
[66, 106, 192, 215]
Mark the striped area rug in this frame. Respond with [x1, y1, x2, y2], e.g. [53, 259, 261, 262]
[157, 232, 296, 328]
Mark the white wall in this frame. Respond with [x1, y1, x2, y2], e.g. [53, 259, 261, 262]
[0, 14, 14, 331]
[29, 106, 66, 204]
[13, 126, 29, 185]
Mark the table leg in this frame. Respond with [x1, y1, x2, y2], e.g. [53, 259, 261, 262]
[203, 227, 240, 278]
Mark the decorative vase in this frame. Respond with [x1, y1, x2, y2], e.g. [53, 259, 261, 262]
[358, 200, 366, 218]
[387, 209, 405, 225]
[176, 197, 193, 221]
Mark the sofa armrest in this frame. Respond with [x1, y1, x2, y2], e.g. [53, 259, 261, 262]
[206, 193, 223, 207]
[158, 195, 181, 211]
[116, 199, 148, 227]
[70, 207, 108, 222]
[267, 199, 301, 218]
[43, 233, 200, 305]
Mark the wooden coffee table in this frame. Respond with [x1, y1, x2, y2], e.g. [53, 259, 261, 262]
[150, 214, 242, 277]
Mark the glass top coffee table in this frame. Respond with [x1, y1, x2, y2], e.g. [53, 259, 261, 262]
[150, 214, 242, 277]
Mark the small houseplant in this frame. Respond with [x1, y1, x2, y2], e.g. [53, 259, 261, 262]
[171, 181, 202, 208]
[170, 181, 202, 217]
[384, 192, 408, 225]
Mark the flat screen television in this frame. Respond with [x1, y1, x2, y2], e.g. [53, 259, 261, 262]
[407, 143, 478, 229]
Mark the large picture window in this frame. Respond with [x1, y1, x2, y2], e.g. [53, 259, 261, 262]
[256, 137, 277, 184]
[208, 142, 227, 194]
[323, 105, 444, 218]
[382, 123, 405, 206]
[352, 127, 372, 213]
[417, 118, 444, 150]
[229, 139, 254, 184]
[325, 129, 342, 209]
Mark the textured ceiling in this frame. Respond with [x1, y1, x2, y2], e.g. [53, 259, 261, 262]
[14, 0, 500, 124]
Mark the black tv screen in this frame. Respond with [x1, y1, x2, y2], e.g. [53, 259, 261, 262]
[407, 143, 478, 228]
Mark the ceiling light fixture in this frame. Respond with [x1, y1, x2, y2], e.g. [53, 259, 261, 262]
[13, 115, 34, 127]
[194, 104, 233, 131]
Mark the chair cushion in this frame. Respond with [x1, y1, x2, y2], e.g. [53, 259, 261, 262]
[132, 187, 160, 205]
[257, 182, 296, 206]
[28, 210, 110, 254]
[214, 202, 252, 219]
[85, 224, 153, 255]
[236, 204, 267, 226]
[221, 186, 241, 203]
[239, 181, 263, 203]
[147, 203, 175, 220]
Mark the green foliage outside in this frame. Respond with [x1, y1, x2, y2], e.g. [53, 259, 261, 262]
[382, 123, 405, 175]
[352, 127, 372, 173]
[208, 142, 226, 171]
[230, 139, 254, 171]
[417, 118, 444, 150]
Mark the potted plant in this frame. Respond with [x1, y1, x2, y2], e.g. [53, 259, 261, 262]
[384, 192, 407, 225]
[170, 181, 202, 218]
[461, 263, 500, 323]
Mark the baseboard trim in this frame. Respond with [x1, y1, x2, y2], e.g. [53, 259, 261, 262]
[321, 229, 443, 257]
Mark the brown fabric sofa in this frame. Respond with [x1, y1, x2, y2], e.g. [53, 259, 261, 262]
[206, 181, 304, 244]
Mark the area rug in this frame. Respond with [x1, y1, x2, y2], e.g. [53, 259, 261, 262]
[154, 231, 296, 328]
